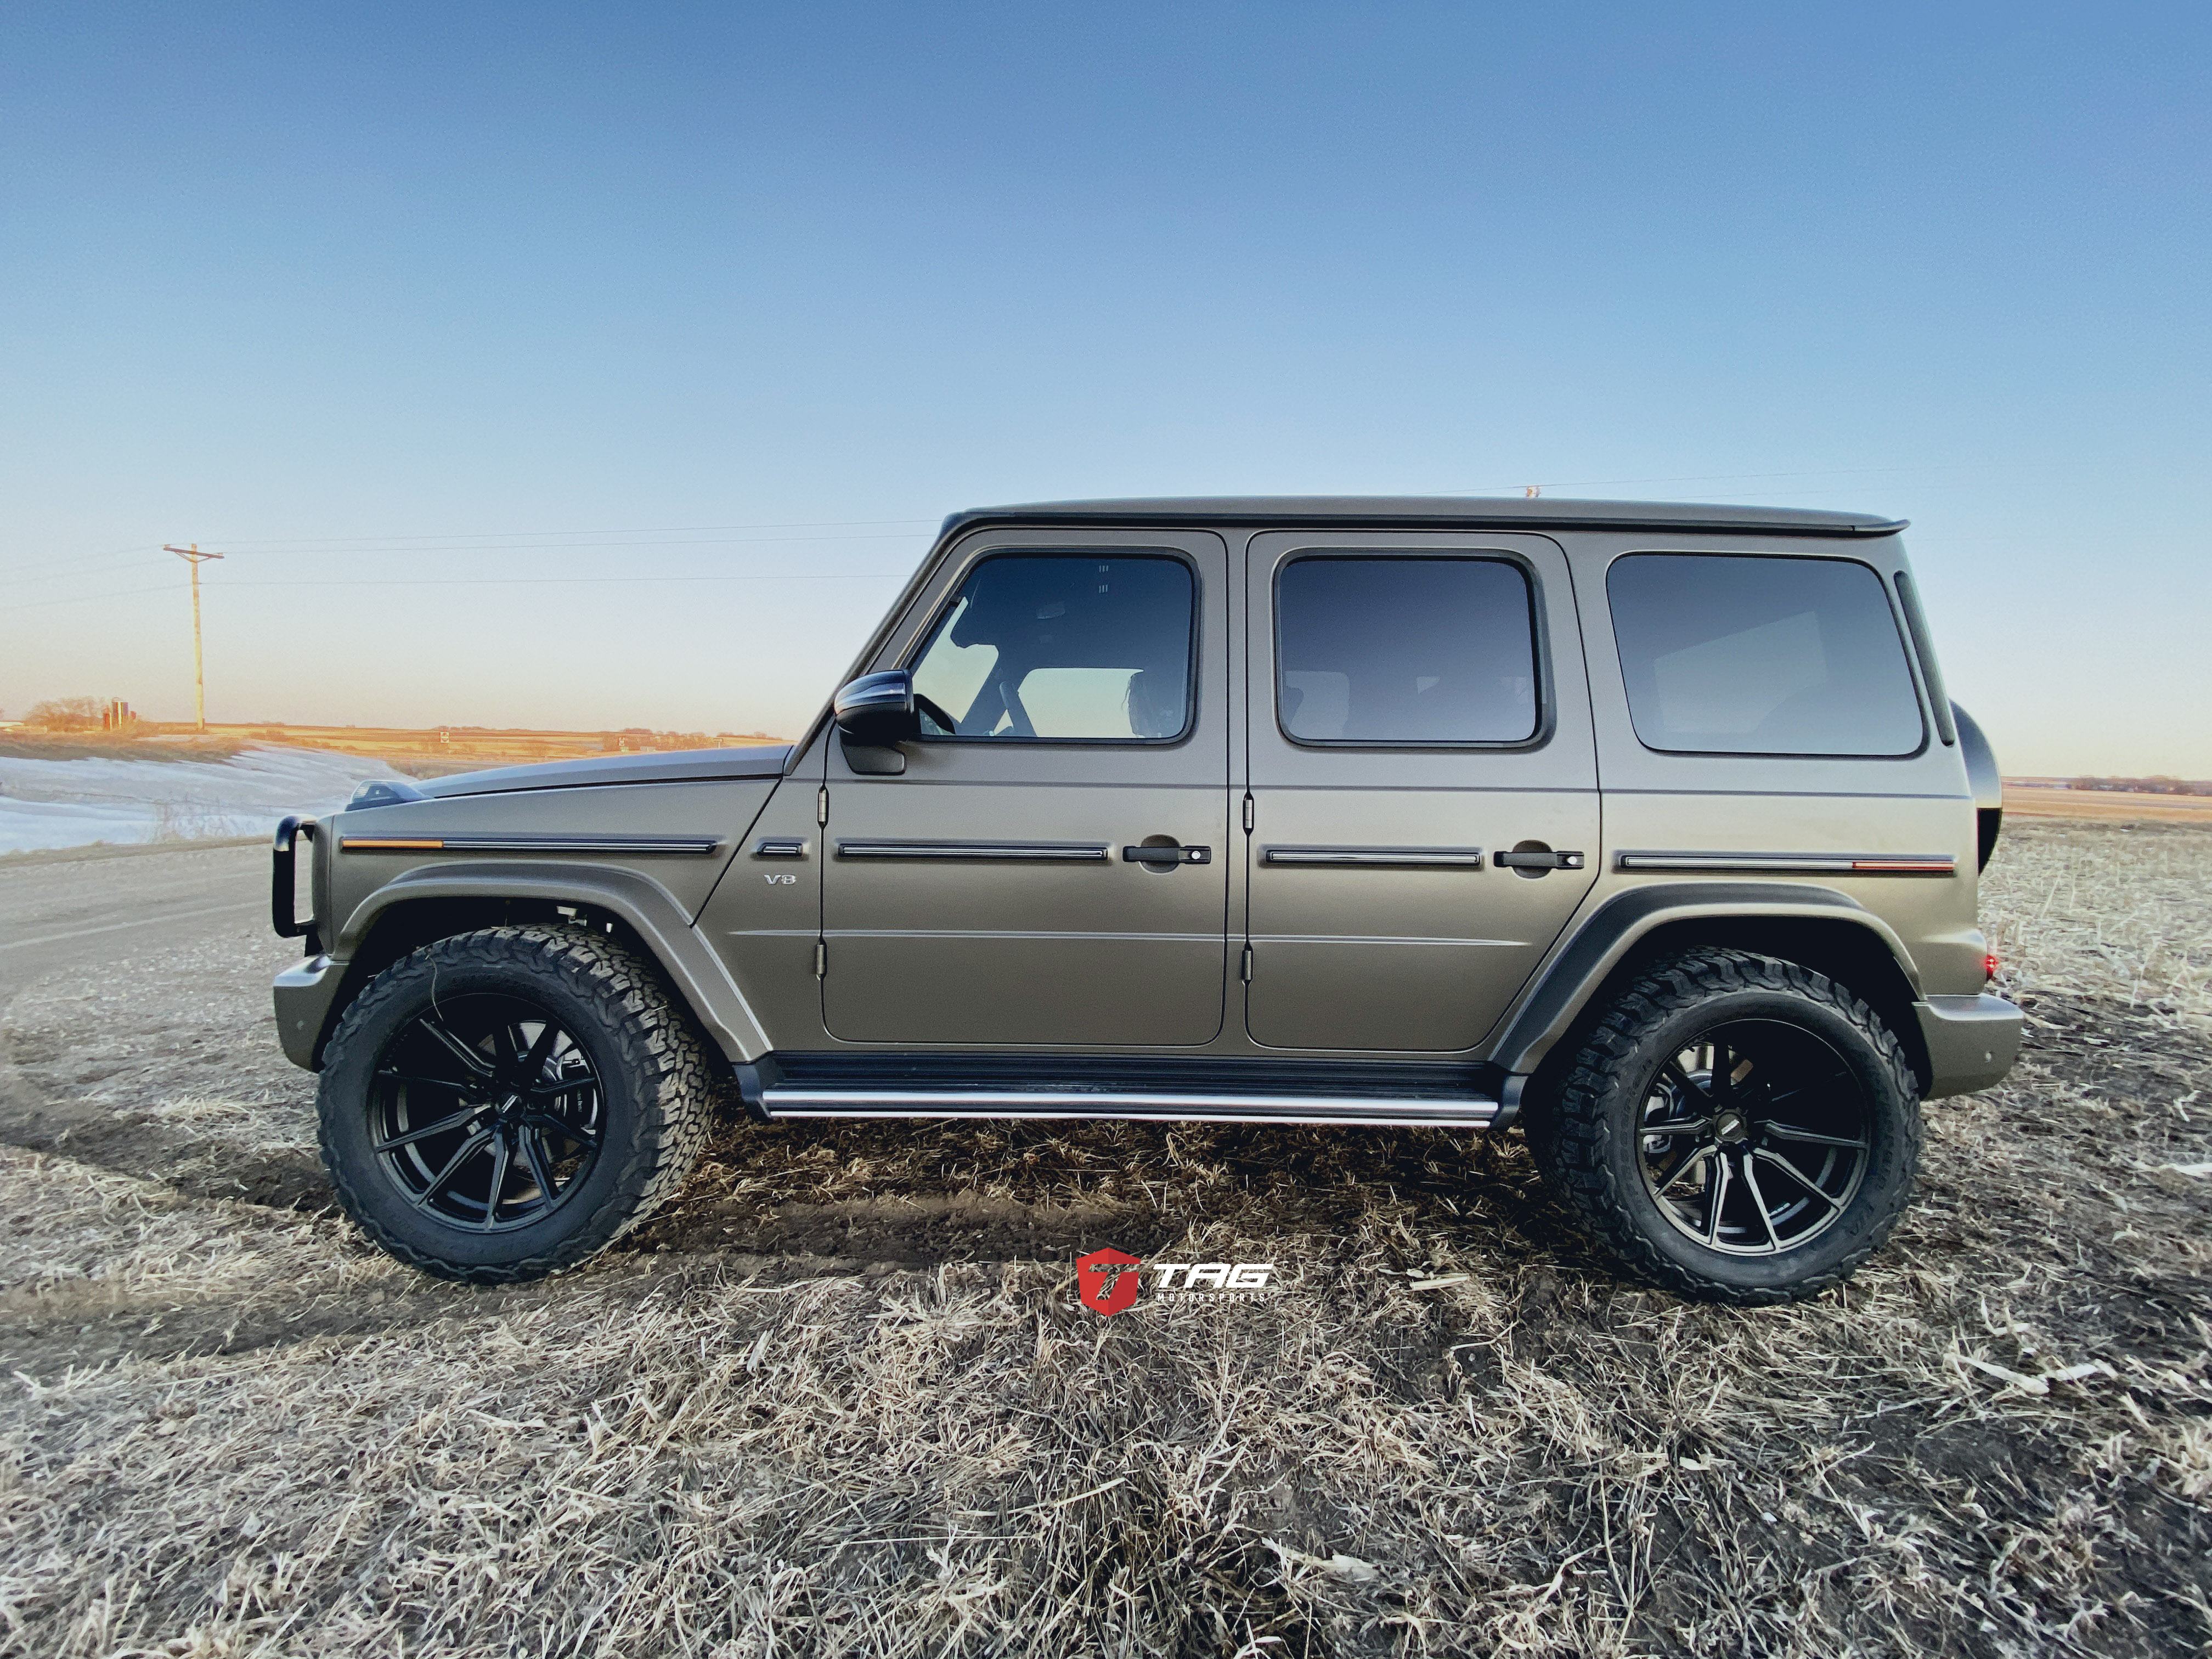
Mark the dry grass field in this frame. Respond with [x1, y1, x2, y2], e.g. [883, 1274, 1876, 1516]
[1, 819, 2208, 1657]
[2004, 787, 2212, 826]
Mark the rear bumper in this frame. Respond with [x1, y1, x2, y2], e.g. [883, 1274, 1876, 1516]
[273, 954, 344, 1070]
[1915, 992, 2022, 1099]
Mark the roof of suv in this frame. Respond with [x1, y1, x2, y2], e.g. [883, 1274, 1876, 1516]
[945, 496, 1906, 538]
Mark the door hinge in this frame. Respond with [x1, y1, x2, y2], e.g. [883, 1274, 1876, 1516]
[1242, 794, 1255, 833]
[815, 786, 828, 826]
[1240, 943, 1253, 983]
[814, 939, 826, 978]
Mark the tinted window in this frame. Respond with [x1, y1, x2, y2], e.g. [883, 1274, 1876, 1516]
[909, 554, 1194, 741]
[1607, 554, 1924, 756]
[1276, 557, 1538, 744]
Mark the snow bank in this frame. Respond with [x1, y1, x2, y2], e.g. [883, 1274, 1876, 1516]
[0, 746, 410, 853]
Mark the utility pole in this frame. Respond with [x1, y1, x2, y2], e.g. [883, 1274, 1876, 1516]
[162, 544, 225, 731]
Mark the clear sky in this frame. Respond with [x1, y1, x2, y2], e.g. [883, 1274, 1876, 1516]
[3, 3, 2207, 774]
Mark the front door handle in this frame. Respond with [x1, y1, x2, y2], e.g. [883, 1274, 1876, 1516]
[1494, 849, 1586, 871]
[1123, 844, 1211, 867]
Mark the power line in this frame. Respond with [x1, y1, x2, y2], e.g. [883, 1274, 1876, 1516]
[9, 569, 913, 613]
[0, 527, 936, 582]
[176, 514, 942, 548]
[169, 531, 935, 557]
[14, 557, 173, 589]
[0, 515, 936, 579]
[229, 572, 915, 589]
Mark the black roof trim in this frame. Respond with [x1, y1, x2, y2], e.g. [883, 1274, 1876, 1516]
[940, 496, 1908, 540]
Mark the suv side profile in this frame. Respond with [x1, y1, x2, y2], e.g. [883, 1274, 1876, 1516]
[270, 498, 2020, 1303]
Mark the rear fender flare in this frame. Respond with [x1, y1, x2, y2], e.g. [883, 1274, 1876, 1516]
[335, 861, 770, 1062]
[1490, 883, 1924, 1080]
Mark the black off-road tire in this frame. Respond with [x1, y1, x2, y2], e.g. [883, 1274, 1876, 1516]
[317, 925, 720, 1283]
[1525, 948, 1922, 1305]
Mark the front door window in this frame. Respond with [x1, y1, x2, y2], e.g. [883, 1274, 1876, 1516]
[910, 554, 1195, 741]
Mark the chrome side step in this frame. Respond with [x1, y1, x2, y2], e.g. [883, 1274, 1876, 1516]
[757, 1086, 1499, 1128]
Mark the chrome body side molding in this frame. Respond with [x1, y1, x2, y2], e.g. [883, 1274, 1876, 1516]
[1262, 845, 1486, 868]
[338, 832, 724, 855]
[834, 840, 1112, 862]
[1615, 851, 1956, 876]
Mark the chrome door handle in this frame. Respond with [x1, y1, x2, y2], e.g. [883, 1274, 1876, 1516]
[1122, 844, 1211, 867]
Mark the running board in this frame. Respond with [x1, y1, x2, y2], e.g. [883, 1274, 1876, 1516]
[756, 1086, 1500, 1128]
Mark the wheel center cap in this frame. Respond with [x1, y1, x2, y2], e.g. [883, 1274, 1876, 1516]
[1714, 1110, 1748, 1144]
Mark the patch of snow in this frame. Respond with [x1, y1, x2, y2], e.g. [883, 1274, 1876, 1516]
[0, 746, 408, 853]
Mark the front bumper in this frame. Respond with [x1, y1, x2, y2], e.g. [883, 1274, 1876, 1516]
[273, 954, 345, 1070]
[1915, 992, 2022, 1099]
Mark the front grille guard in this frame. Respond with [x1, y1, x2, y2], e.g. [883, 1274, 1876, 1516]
[272, 816, 321, 955]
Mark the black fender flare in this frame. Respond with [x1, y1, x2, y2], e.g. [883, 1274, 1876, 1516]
[333, 861, 771, 1062]
[1489, 882, 1925, 1081]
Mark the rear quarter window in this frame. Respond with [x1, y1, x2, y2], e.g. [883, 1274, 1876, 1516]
[1606, 553, 1925, 757]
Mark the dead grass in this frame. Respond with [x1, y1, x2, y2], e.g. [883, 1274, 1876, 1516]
[0, 819, 2207, 1657]
[0, 1148, 396, 1315]
[2004, 787, 2212, 826]
[1984, 819, 2212, 1022]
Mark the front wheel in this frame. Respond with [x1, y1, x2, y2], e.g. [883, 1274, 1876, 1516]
[317, 925, 719, 1283]
[1526, 949, 1921, 1304]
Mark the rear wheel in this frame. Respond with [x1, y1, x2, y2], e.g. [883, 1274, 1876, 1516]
[317, 925, 719, 1282]
[1527, 949, 1920, 1304]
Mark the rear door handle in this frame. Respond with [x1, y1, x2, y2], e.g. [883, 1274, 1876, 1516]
[1123, 844, 1211, 867]
[1494, 849, 1585, 871]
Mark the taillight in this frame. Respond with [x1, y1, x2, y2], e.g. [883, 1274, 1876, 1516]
[1983, 952, 1999, 984]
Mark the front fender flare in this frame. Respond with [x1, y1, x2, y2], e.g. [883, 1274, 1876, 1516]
[1489, 882, 1922, 1079]
[336, 861, 771, 1062]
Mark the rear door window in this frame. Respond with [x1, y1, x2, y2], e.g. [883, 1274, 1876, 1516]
[1606, 553, 1924, 756]
[1274, 556, 1539, 744]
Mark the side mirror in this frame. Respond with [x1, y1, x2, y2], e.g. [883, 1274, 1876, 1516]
[834, 670, 921, 749]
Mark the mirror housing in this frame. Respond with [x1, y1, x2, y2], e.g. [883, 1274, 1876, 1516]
[834, 670, 921, 749]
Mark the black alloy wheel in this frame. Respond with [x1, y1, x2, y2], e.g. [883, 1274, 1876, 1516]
[317, 926, 719, 1283]
[1526, 947, 1921, 1305]
[369, 993, 606, 1231]
[1633, 1019, 1870, 1256]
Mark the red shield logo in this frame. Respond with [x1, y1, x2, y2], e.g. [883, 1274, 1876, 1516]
[1076, 1247, 1142, 1317]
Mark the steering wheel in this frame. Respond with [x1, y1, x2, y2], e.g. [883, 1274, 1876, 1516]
[913, 691, 961, 737]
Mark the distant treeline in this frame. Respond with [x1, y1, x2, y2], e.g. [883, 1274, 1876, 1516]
[2063, 777, 2212, 795]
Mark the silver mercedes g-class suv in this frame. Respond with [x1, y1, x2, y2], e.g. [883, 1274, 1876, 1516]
[270, 497, 2019, 1303]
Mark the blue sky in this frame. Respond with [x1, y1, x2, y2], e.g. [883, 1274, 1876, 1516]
[3, 2, 2207, 773]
